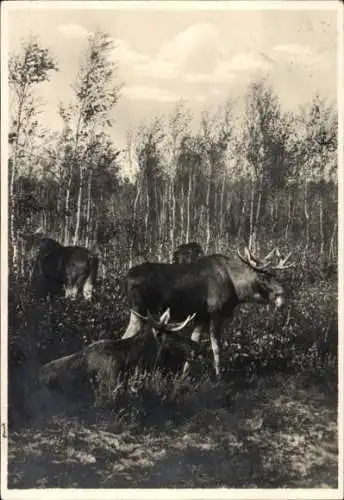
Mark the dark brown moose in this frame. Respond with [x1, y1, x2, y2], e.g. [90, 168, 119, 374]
[173, 242, 204, 264]
[20, 229, 99, 300]
[39, 309, 205, 399]
[121, 247, 294, 379]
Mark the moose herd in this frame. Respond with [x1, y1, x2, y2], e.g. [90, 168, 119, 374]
[17, 230, 294, 402]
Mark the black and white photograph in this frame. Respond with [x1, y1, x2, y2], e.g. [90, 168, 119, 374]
[1, 0, 342, 496]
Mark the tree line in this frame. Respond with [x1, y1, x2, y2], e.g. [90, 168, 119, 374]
[8, 31, 337, 277]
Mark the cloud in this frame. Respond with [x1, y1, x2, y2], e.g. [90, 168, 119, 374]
[185, 66, 236, 83]
[111, 38, 151, 66]
[272, 44, 318, 68]
[224, 53, 269, 72]
[121, 85, 207, 103]
[110, 39, 176, 79]
[112, 23, 225, 81]
[57, 24, 90, 39]
[112, 25, 267, 85]
[121, 86, 180, 102]
[273, 44, 313, 55]
[158, 23, 223, 61]
[209, 87, 227, 97]
[135, 59, 178, 80]
[185, 54, 267, 83]
[156, 22, 224, 70]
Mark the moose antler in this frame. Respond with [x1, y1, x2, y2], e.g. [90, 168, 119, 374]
[270, 251, 295, 270]
[147, 309, 196, 332]
[158, 308, 171, 325]
[162, 312, 196, 332]
[237, 247, 271, 271]
[262, 247, 279, 263]
[249, 247, 280, 265]
[237, 247, 294, 272]
[131, 309, 196, 333]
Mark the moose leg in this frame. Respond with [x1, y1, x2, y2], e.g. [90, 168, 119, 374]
[209, 316, 223, 380]
[82, 276, 93, 301]
[65, 284, 78, 300]
[122, 310, 144, 339]
[182, 324, 204, 375]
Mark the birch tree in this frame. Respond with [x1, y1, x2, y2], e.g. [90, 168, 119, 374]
[197, 102, 234, 251]
[161, 101, 192, 257]
[292, 96, 337, 256]
[59, 31, 121, 245]
[241, 80, 288, 252]
[9, 36, 57, 269]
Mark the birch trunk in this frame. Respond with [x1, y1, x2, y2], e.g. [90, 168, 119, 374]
[213, 182, 218, 245]
[198, 205, 204, 241]
[185, 171, 192, 242]
[304, 180, 310, 251]
[170, 179, 176, 260]
[253, 175, 263, 252]
[319, 198, 324, 257]
[63, 169, 72, 245]
[205, 179, 211, 253]
[85, 169, 92, 247]
[285, 189, 292, 241]
[157, 182, 165, 263]
[249, 177, 256, 251]
[329, 221, 337, 260]
[73, 164, 84, 246]
[10, 94, 26, 270]
[238, 195, 246, 240]
[161, 182, 166, 245]
[129, 174, 142, 267]
[180, 183, 184, 243]
[145, 179, 149, 252]
[64, 106, 84, 245]
[219, 174, 226, 239]
[154, 179, 159, 257]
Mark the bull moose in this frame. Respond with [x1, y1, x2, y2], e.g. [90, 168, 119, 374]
[39, 309, 205, 398]
[121, 247, 294, 379]
[20, 230, 99, 300]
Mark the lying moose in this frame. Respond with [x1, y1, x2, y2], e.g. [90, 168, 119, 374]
[38, 309, 208, 402]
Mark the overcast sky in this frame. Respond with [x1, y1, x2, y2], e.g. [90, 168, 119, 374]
[6, 3, 339, 151]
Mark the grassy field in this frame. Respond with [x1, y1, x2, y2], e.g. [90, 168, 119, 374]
[7, 275, 338, 489]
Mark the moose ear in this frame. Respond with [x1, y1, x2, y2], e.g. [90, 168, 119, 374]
[159, 308, 171, 325]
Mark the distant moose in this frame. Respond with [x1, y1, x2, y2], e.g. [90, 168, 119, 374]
[173, 242, 204, 264]
[39, 309, 206, 399]
[20, 230, 99, 300]
[122, 246, 294, 379]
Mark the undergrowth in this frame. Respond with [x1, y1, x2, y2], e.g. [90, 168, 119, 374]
[7, 263, 338, 430]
